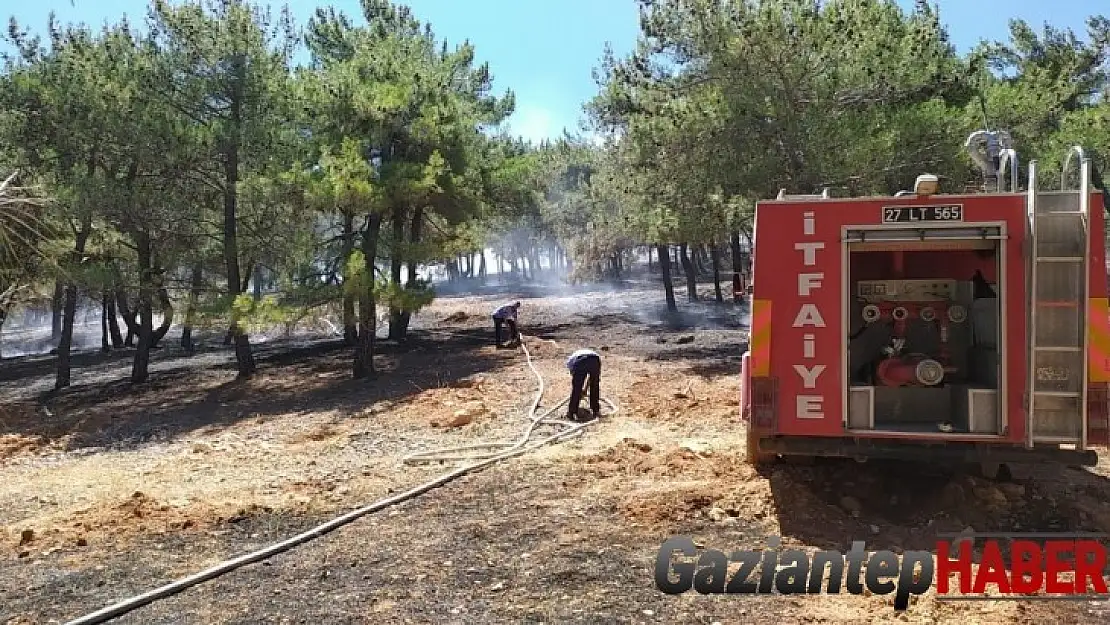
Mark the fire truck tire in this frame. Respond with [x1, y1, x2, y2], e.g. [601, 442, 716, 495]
[745, 427, 776, 465]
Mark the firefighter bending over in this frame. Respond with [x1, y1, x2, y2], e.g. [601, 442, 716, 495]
[492, 301, 521, 348]
[566, 348, 602, 422]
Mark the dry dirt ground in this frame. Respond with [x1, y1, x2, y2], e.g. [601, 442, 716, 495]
[3, 277, 1110, 624]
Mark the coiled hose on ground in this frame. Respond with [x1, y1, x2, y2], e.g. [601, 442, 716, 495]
[64, 334, 617, 625]
[402, 333, 617, 465]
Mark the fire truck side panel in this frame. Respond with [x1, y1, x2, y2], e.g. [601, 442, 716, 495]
[750, 201, 846, 436]
[1087, 191, 1109, 445]
[751, 194, 1030, 441]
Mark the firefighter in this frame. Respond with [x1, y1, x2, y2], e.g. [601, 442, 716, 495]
[566, 348, 602, 422]
[492, 301, 521, 348]
[732, 273, 744, 303]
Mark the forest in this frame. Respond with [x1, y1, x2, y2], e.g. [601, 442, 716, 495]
[1, 0, 1109, 389]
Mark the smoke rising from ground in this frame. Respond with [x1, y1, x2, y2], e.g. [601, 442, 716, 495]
[0, 305, 107, 359]
[0, 245, 746, 361]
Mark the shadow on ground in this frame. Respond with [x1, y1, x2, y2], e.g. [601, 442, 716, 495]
[0, 329, 511, 455]
[767, 457, 1110, 555]
[0, 331, 355, 384]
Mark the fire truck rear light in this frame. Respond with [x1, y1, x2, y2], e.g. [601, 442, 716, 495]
[1087, 383, 1110, 446]
[750, 377, 778, 429]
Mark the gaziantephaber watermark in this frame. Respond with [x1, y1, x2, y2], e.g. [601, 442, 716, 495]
[655, 534, 1110, 610]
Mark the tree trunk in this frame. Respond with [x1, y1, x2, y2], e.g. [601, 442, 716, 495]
[740, 229, 753, 274]
[341, 212, 357, 346]
[151, 286, 173, 348]
[647, 246, 654, 273]
[116, 291, 139, 347]
[656, 244, 677, 312]
[478, 250, 486, 281]
[396, 206, 422, 340]
[388, 206, 406, 341]
[0, 305, 6, 359]
[55, 220, 91, 390]
[710, 244, 724, 303]
[222, 266, 253, 346]
[51, 280, 63, 341]
[729, 231, 743, 276]
[354, 213, 382, 379]
[106, 291, 123, 348]
[100, 292, 110, 353]
[127, 311, 139, 346]
[252, 265, 263, 301]
[181, 262, 203, 351]
[223, 53, 255, 378]
[679, 243, 698, 301]
[131, 231, 154, 384]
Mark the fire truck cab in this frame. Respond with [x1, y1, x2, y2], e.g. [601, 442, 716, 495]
[740, 134, 1110, 474]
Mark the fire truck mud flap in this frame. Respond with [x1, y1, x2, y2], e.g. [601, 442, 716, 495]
[757, 436, 1099, 467]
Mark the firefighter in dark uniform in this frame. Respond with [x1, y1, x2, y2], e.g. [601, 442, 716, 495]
[566, 348, 602, 421]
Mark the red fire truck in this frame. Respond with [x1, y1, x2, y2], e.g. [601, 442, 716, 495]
[740, 132, 1109, 476]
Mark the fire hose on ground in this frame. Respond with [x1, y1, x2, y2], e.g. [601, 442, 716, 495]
[64, 334, 618, 625]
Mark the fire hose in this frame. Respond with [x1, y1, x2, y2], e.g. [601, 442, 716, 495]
[63, 333, 618, 625]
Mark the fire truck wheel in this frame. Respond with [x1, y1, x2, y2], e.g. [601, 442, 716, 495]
[745, 428, 776, 465]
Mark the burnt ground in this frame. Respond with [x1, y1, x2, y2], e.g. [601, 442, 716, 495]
[2, 276, 1110, 624]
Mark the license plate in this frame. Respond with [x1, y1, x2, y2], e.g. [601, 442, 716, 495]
[881, 205, 963, 223]
[1036, 366, 1070, 382]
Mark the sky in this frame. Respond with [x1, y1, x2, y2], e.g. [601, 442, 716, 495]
[1, 0, 1101, 144]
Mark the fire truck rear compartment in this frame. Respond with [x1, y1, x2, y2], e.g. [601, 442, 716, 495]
[846, 242, 1002, 435]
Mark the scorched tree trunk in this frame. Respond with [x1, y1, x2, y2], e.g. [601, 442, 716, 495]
[679, 243, 698, 302]
[55, 220, 91, 390]
[656, 244, 677, 312]
[131, 231, 155, 384]
[710, 245, 723, 303]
